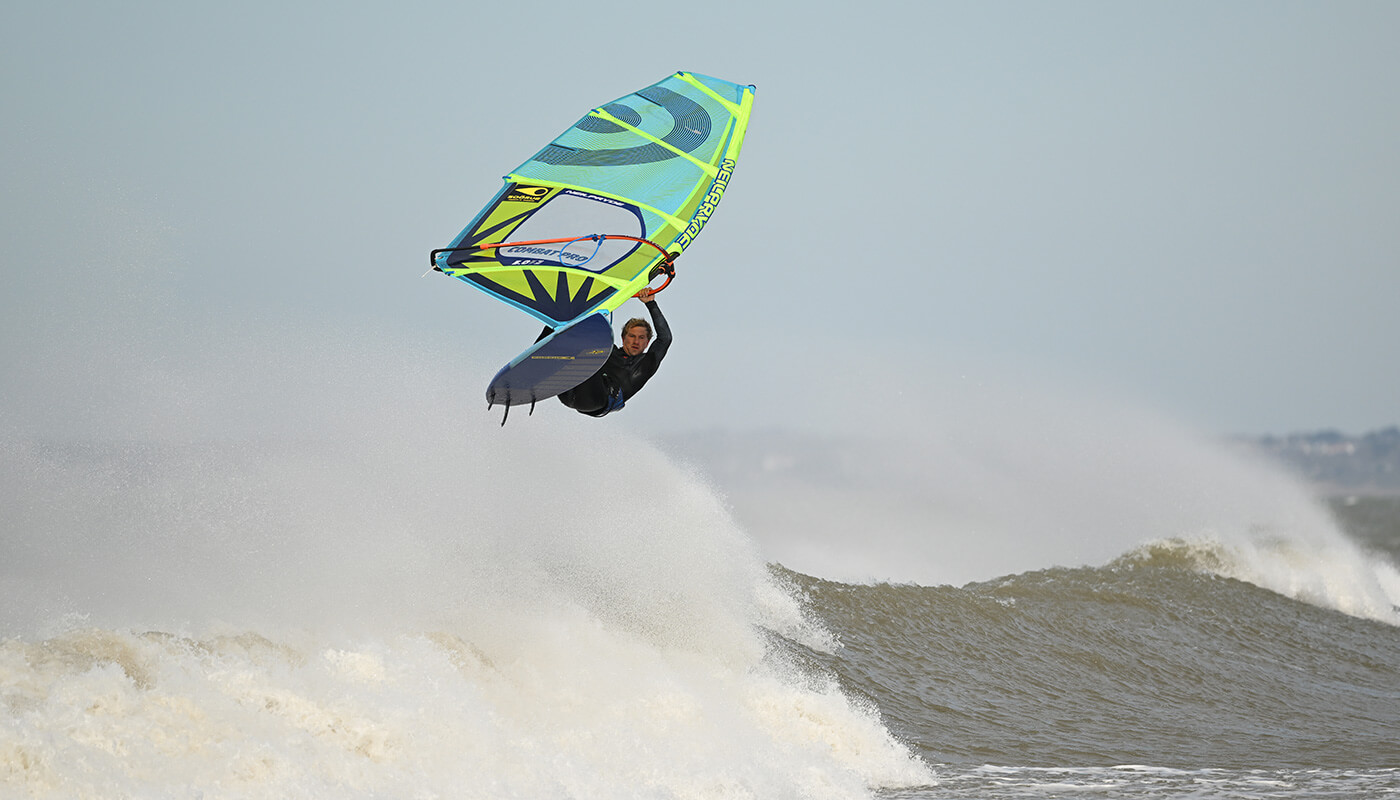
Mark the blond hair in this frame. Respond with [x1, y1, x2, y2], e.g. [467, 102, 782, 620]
[622, 317, 652, 339]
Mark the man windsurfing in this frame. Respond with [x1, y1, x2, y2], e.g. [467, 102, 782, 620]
[549, 289, 671, 417]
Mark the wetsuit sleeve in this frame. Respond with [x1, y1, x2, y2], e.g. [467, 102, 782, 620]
[643, 299, 672, 363]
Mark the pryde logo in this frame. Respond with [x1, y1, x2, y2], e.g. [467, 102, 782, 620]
[677, 159, 735, 249]
[563, 188, 623, 208]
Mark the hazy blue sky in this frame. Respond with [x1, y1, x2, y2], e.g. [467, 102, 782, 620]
[4, 0, 1397, 440]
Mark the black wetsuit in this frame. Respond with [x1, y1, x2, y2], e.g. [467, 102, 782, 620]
[552, 299, 672, 417]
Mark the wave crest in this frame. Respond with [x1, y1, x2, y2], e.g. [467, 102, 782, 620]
[1116, 534, 1400, 625]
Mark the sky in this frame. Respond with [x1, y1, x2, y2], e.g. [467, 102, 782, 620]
[3, 0, 1398, 442]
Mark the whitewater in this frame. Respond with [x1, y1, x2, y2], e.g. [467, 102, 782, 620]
[3, 330, 1399, 799]
[1, 386, 931, 797]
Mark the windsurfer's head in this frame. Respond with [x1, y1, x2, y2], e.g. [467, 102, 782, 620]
[621, 318, 653, 356]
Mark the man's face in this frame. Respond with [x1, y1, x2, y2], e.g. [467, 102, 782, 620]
[621, 325, 651, 356]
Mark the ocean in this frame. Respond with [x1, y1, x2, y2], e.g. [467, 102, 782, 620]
[3, 402, 1398, 798]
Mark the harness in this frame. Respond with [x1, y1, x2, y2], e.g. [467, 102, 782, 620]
[583, 382, 627, 418]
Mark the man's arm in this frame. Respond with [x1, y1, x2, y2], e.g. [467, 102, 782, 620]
[642, 296, 672, 363]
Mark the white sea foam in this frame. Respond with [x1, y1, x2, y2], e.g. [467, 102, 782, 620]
[1167, 527, 1400, 625]
[0, 620, 929, 799]
[0, 334, 930, 798]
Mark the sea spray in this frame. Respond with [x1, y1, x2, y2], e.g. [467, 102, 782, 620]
[1, 334, 932, 798]
[670, 367, 1400, 628]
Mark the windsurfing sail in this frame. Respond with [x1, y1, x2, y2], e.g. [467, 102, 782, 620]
[430, 72, 755, 330]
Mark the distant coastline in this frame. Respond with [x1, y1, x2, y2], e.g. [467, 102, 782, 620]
[1233, 427, 1400, 496]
